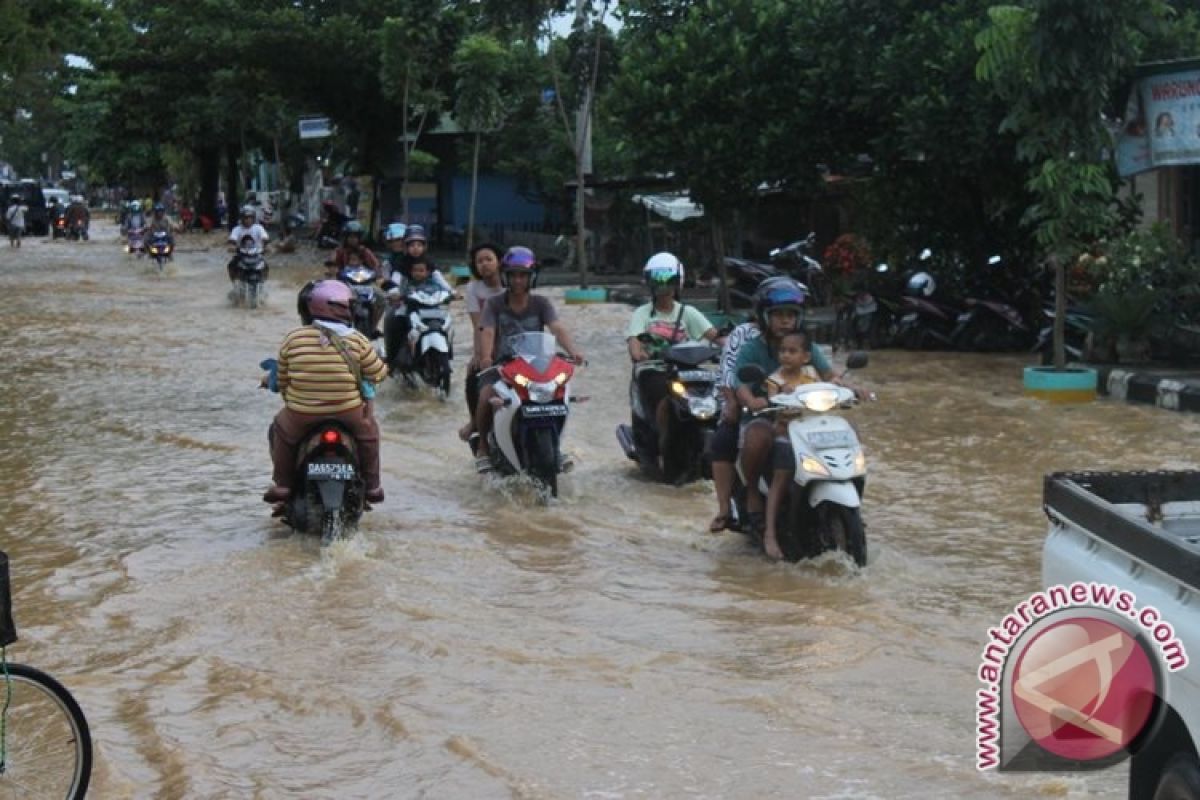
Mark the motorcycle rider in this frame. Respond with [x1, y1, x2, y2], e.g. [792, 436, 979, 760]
[227, 205, 270, 282]
[458, 243, 506, 445]
[329, 221, 380, 274]
[147, 203, 173, 237]
[625, 252, 722, 465]
[48, 197, 65, 235]
[471, 246, 585, 473]
[123, 200, 146, 235]
[388, 224, 455, 291]
[264, 280, 387, 505]
[731, 279, 863, 558]
[65, 195, 90, 239]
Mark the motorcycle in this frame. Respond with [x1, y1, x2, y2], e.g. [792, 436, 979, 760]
[232, 243, 269, 308]
[616, 339, 722, 485]
[125, 225, 146, 257]
[1034, 301, 1094, 365]
[770, 233, 827, 305]
[51, 210, 67, 240]
[484, 332, 578, 497]
[67, 216, 88, 241]
[950, 255, 1035, 352]
[737, 353, 871, 566]
[721, 256, 787, 309]
[147, 230, 174, 272]
[834, 262, 894, 350]
[316, 202, 349, 249]
[260, 358, 367, 544]
[337, 264, 383, 339]
[891, 250, 964, 349]
[393, 285, 454, 398]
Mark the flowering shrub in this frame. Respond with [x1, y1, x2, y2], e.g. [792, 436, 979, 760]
[1089, 223, 1194, 296]
[822, 233, 872, 276]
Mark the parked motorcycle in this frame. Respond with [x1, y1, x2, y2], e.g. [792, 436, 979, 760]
[1034, 301, 1094, 365]
[721, 256, 787, 309]
[737, 353, 871, 566]
[395, 285, 454, 398]
[483, 332, 578, 497]
[950, 255, 1036, 352]
[771, 233, 827, 305]
[147, 230, 174, 272]
[834, 262, 894, 350]
[616, 339, 722, 484]
[892, 253, 963, 349]
[337, 264, 383, 339]
[232, 242, 269, 308]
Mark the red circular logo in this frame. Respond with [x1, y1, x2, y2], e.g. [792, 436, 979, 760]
[1012, 617, 1157, 761]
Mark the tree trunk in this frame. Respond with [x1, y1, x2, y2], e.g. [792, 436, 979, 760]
[224, 143, 241, 229]
[1053, 254, 1066, 370]
[467, 130, 481, 261]
[575, 158, 588, 289]
[713, 219, 730, 313]
[197, 146, 220, 221]
[401, 70, 411, 221]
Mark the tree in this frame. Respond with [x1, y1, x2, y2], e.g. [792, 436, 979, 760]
[977, 0, 1171, 369]
[453, 32, 510, 258]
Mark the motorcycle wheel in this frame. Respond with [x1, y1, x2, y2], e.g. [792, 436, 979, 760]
[782, 488, 822, 561]
[528, 427, 558, 498]
[320, 509, 343, 545]
[247, 283, 259, 310]
[815, 501, 867, 567]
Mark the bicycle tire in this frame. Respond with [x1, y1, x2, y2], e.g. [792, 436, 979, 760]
[0, 662, 92, 799]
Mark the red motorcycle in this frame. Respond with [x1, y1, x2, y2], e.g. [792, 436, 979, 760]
[483, 332, 578, 497]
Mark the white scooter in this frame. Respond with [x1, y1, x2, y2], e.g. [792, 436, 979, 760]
[736, 352, 871, 565]
[398, 286, 454, 398]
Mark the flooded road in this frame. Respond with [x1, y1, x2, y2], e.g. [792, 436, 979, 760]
[2, 221, 1197, 798]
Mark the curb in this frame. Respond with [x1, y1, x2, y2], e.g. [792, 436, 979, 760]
[1095, 366, 1200, 413]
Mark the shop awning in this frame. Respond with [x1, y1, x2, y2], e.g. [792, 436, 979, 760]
[633, 192, 704, 222]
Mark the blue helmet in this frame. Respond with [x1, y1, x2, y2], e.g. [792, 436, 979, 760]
[754, 277, 808, 330]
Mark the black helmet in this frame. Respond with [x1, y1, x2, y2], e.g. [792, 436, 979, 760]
[297, 280, 316, 324]
[153, 202, 165, 214]
[403, 224, 427, 243]
[753, 277, 808, 330]
[343, 220, 365, 240]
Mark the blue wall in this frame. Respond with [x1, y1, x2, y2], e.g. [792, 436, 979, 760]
[443, 174, 550, 231]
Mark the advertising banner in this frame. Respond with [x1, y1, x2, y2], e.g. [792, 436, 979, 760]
[1117, 67, 1200, 177]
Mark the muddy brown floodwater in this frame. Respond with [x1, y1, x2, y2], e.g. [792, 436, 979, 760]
[1, 220, 1196, 798]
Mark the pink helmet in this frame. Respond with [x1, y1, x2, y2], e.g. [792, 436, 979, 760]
[308, 280, 353, 323]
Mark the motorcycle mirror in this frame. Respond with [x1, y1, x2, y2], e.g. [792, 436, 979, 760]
[919, 248, 932, 260]
[737, 365, 766, 384]
[988, 254, 1002, 266]
[845, 352, 869, 370]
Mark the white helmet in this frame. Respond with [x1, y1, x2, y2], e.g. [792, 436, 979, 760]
[906, 271, 936, 298]
[643, 252, 684, 292]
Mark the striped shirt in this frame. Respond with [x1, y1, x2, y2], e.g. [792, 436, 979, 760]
[277, 326, 386, 415]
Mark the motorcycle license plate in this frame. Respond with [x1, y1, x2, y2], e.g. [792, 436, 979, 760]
[677, 370, 716, 382]
[806, 430, 853, 448]
[307, 462, 354, 480]
[522, 404, 567, 419]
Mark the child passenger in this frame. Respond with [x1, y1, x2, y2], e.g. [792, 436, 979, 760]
[763, 331, 820, 560]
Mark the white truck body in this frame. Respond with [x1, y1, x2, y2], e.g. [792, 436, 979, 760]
[1043, 471, 1200, 799]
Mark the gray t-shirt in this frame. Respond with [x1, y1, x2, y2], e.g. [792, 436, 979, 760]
[480, 293, 559, 360]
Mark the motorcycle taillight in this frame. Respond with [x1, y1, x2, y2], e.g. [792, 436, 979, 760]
[321, 429, 340, 446]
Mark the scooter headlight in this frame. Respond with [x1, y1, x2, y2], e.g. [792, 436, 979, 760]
[671, 380, 687, 396]
[801, 456, 831, 477]
[529, 381, 557, 403]
[687, 396, 718, 420]
[803, 390, 839, 413]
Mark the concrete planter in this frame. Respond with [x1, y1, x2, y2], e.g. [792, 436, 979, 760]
[1023, 366, 1098, 404]
[564, 287, 609, 304]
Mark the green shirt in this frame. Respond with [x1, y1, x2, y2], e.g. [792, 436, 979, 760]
[732, 335, 831, 392]
[626, 302, 714, 348]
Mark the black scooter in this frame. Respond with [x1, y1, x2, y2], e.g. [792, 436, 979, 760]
[616, 339, 722, 485]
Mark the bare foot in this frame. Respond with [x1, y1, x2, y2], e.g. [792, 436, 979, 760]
[764, 533, 783, 561]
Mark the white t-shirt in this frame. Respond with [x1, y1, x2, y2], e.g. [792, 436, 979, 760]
[465, 279, 505, 315]
[228, 223, 269, 249]
[5, 204, 27, 229]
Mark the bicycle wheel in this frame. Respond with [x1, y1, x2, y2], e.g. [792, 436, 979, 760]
[0, 662, 92, 799]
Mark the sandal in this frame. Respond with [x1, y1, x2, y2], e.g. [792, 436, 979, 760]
[475, 455, 494, 474]
[709, 514, 735, 533]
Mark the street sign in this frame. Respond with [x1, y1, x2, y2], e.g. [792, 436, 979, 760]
[298, 117, 334, 140]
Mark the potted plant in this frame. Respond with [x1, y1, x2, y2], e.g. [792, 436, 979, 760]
[1086, 286, 1160, 363]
